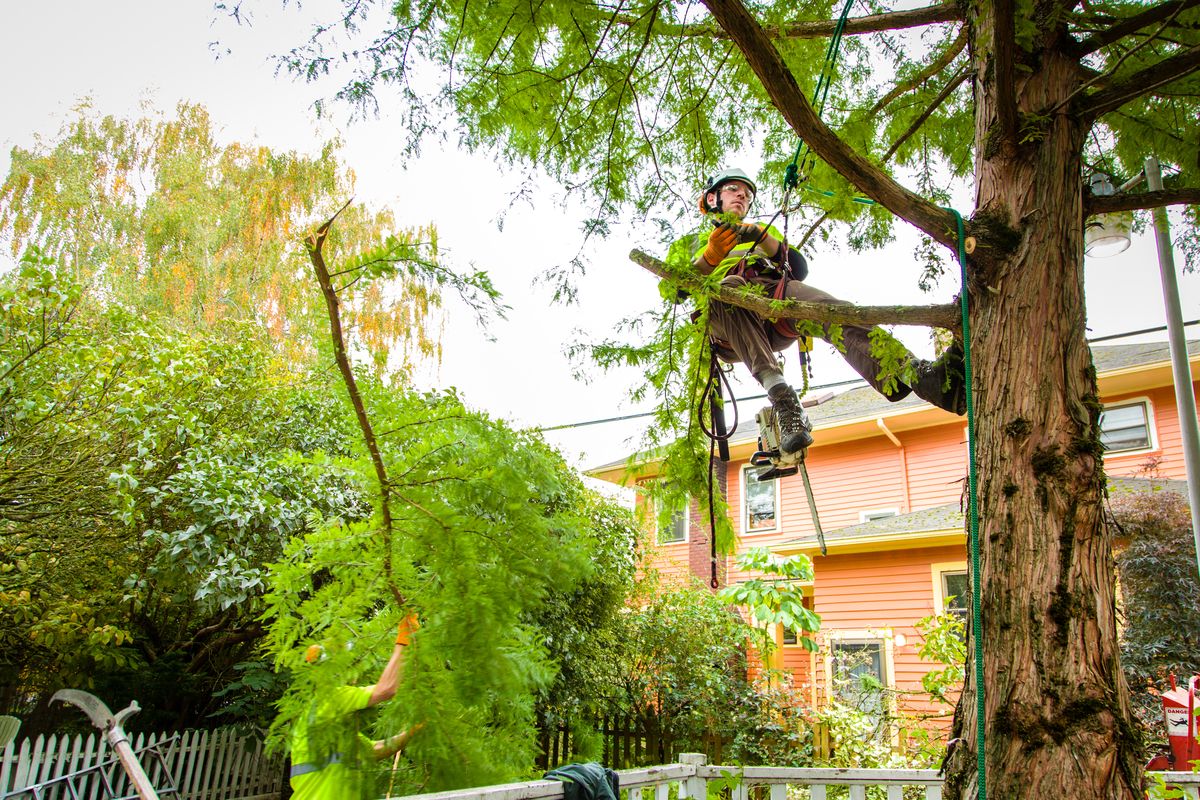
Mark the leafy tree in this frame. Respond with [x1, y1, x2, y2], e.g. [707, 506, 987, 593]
[256, 0, 1200, 792]
[262, 388, 637, 792]
[719, 547, 821, 654]
[1113, 490, 1200, 735]
[0, 257, 369, 731]
[0, 101, 445, 375]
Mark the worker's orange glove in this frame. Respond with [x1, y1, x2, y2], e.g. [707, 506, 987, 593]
[702, 222, 740, 267]
[396, 613, 419, 646]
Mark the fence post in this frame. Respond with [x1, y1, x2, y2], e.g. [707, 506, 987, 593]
[678, 753, 706, 800]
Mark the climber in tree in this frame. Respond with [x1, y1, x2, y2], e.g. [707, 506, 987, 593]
[686, 167, 965, 455]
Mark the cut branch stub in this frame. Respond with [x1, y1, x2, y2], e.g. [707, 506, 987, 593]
[630, 249, 961, 331]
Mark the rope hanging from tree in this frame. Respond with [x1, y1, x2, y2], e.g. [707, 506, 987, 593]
[769, 3, 987, 790]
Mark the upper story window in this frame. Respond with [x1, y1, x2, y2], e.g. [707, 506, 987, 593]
[941, 570, 970, 625]
[742, 466, 779, 533]
[656, 495, 689, 544]
[1100, 399, 1154, 453]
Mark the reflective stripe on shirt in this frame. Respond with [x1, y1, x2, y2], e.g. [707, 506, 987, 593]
[290, 752, 342, 778]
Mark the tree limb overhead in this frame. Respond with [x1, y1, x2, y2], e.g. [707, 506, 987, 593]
[630, 249, 960, 330]
[1073, 0, 1200, 57]
[1078, 44, 1200, 121]
[1086, 187, 1200, 214]
[698, 0, 979, 262]
[659, 3, 961, 40]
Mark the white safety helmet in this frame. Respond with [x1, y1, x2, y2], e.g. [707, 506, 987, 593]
[700, 167, 757, 213]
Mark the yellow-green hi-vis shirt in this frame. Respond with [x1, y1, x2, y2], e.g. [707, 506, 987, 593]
[289, 685, 375, 800]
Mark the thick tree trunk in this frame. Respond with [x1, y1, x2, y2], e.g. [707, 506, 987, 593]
[942, 11, 1142, 799]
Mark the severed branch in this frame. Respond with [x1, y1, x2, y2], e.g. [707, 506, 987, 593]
[1073, 0, 1200, 57]
[1087, 188, 1200, 214]
[306, 202, 406, 609]
[1078, 44, 1200, 121]
[698, 0, 986, 265]
[630, 249, 960, 330]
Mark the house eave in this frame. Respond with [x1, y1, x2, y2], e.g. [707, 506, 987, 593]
[771, 527, 965, 556]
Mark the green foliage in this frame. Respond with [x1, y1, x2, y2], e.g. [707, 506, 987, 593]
[719, 548, 820, 654]
[263, 388, 637, 792]
[915, 610, 965, 705]
[0, 101, 452, 376]
[597, 576, 755, 757]
[1113, 490, 1200, 736]
[0, 259, 366, 730]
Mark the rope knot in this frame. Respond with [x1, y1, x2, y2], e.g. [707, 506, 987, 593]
[784, 162, 799, 190]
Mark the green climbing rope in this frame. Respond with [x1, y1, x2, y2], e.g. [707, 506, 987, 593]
[948, 208, 986, 800]
[784, 0, 856, 192]
[775, 186, 986, 797]
[766, 5, 987, 788]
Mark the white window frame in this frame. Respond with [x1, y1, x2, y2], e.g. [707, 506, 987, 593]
[823, 629, 899, 745]
[741, 464, 781, 534]
[931, 561, 970, 620]
[655, 495, 690, 545]
[859, 508, 900, 523]
[1099, 397, 1157, 456]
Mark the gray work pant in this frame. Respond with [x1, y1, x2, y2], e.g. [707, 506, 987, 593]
[707, 274, 913, 400]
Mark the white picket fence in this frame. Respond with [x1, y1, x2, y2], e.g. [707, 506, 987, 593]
[392, 752, 1200, 800]
[0, 726, 283, 799]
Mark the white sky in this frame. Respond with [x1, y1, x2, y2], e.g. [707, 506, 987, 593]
[3, 1, 1197, 471]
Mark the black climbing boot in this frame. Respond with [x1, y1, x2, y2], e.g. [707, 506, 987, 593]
[767, 384, 814, 455]
[910, 343, 967, 415]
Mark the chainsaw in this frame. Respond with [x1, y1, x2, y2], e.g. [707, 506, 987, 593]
[749, 399, 827, 555]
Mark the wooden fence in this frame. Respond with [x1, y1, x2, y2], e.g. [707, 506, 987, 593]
[0, 727, 283, 799]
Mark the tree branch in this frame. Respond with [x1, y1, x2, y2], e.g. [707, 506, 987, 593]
[771, 3, 961, 38]
[1086, 188, 1200, 214]
[1073, 0, 1200, 57]
[625, 3, 961, 40]
[698, 0, 981, 262]
[1078, 44, 1200, 121]
[306, 202, 406, 610]
[870, 28, 966, 115]
[631, 249, 960, 330]
[884, 68, 972, 162]
[993, 0, 1019, 152]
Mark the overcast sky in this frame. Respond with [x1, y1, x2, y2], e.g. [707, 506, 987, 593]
[3, 1, 1197, 471]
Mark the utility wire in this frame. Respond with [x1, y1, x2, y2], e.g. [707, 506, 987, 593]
[536, 320, 1199, 433]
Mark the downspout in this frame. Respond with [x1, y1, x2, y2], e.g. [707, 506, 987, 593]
[876, 417, 910, 512]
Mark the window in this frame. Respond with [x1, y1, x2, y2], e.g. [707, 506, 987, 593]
[1100, 400, 1154, 453]
[742, 466, 779, 532]
[656, 495, 689, 544]
[941, 570, 970, 624]
[859, 508, 899, 523]
[831, 640, 888, 737]
[932, 562, 970, 626]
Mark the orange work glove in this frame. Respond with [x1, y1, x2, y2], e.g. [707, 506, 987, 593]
[396, 613, 420, 646]
[702, 222, 740, 267]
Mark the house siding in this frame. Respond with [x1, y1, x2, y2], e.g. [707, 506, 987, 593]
[613, 360, 1197, 732]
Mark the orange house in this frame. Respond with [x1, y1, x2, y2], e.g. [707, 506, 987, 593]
[590, 340, 1200, 733]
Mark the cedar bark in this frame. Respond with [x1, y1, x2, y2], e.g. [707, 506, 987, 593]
[699, 0, 1145, 795]
[940, 9, 1141, 799]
